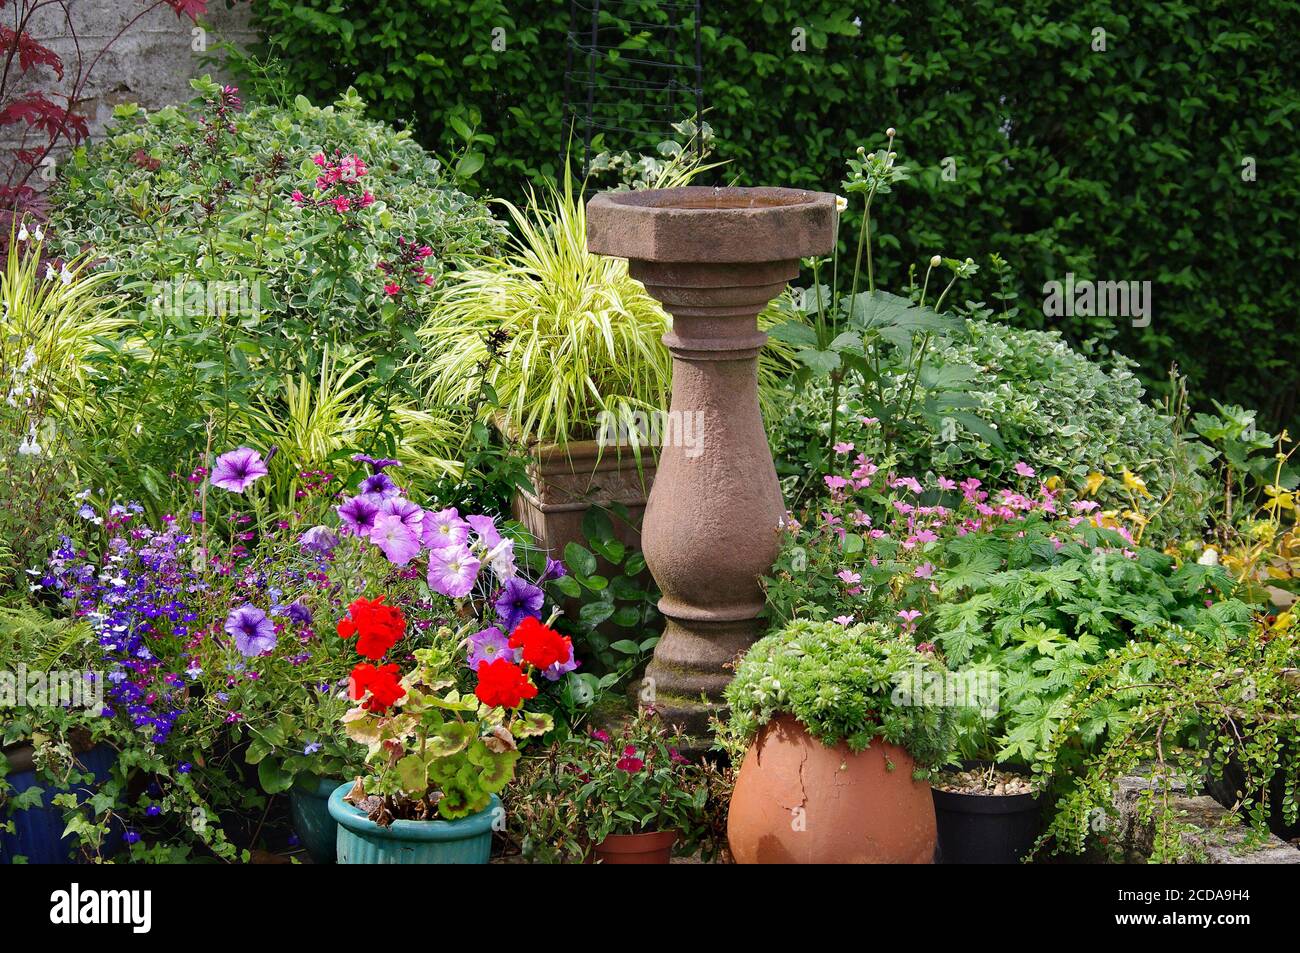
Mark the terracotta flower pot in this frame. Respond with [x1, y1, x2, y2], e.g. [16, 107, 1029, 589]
[591, 830, 676, 864]
[727, 714, 937, 864]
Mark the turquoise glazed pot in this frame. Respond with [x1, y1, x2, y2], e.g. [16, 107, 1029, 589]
[290, 775, 343, 864]
[328, 783, 500, 864]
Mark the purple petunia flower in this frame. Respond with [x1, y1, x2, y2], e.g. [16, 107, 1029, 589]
[426, 544, 481, 598]
[494, 577, 544, 632]
[540, 557, 567, 582]
[337, 494, 381, 535]
[225, 604, 277, 657]
[378, 495, 424, 529]
[299, 525, 339, 554]
[351, 453, 401, 472]
[466, 513, 501, 548]
[210, 448, 269, 493]
[540, 652, 581, 682]
[467, 625, 516, 671]
[358, 472, 400, 498]
[286, 601, 313, 626]
[423, 507, 470, 551]
[370, 513, 422, 567]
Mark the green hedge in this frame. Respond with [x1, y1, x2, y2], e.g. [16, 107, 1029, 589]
[245, 1, 1300, 430]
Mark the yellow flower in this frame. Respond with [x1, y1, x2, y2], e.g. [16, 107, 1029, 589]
[1264, 485, 1295, 510]
[1045, 475, 1062, 491]
[1121, 468, 1151, 498]
[1082, 471, 1106, 495]
[1274, 611, 1294, 632]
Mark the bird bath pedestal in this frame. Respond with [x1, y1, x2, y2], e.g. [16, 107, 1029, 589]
[586, 186, 838, 737]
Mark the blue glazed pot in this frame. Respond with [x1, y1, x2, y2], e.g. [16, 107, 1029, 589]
[328, 783, 500, 864]
[1, 742, 118, 864]
[290, 775, 343, 864]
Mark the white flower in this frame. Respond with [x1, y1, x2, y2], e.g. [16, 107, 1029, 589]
[33, 225, 43, 241]
[835, 195, 848, 213]
[1197, 547, 1220, 566]
[16, 224, 28, 242]
[44, 263, 55, 281]
[59, 264, 73, 286]
[930, 254, 942, 267]
[17, 425, 40, 456]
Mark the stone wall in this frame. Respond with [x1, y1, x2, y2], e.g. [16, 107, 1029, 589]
[4, 0, 256, 168]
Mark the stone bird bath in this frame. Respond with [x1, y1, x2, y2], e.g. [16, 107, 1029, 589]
[586, 185, 838, 737]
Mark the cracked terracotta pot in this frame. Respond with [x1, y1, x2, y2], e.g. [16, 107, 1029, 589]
[727, 714, 938, 864]
[586, 186, 837, 738]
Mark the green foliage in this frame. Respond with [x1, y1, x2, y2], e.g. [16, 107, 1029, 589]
[721, 619, 955, 770]
[544, 504, 659, 677]
[247, 1, 1300, 431]
[342, 643, 551, 821]
[771, 313, 1210, 542]
[930, 516, 1249, 766]
[509, 707, 720, 861]
[47, 78, 502, 508]
[1035, 622, 1300, 862]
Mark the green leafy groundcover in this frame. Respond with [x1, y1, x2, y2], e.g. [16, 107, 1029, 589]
[246, 0, 1299, 431]
[722, 619, 954, 770]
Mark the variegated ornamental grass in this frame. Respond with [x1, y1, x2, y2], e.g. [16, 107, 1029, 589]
[417, 166, 805, 450]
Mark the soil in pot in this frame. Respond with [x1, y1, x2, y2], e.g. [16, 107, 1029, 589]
[590, 830, 676, 864]
[727, 714, 937, 864]
[931, 763, 1042, 864]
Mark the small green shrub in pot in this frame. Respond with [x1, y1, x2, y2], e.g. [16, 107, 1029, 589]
[508, 706, 721, 863]
[721, 619, 955, 863]
[720, 619, 954, 769]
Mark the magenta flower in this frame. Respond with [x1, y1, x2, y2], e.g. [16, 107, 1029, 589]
[1013, 462, 1036, 478]
[427, 544, 481, 598]
[370, 513, 422, 567]
[210, 448, 268, 494]
[616, 750, 644, 773]
[914, 562, 935, 579]
[337, 494, 381, 535]
[225, 605, 277, 657]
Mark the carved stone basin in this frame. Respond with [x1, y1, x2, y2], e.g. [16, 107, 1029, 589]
[586, 186, 838, 737]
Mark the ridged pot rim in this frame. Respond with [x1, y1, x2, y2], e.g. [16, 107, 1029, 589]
[327, 783, 501, 842]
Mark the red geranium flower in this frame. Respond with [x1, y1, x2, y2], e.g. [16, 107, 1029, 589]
[474, 657, 538, 710]
[507, 616, 573, 670]
[337, 595, 406, 660]
[349, 662, 405, 713]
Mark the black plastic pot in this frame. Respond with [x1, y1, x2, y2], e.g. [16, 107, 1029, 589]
[932, 768, 1042, 865]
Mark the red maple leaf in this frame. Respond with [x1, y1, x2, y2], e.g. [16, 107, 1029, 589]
[165, 0, 209, 21]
